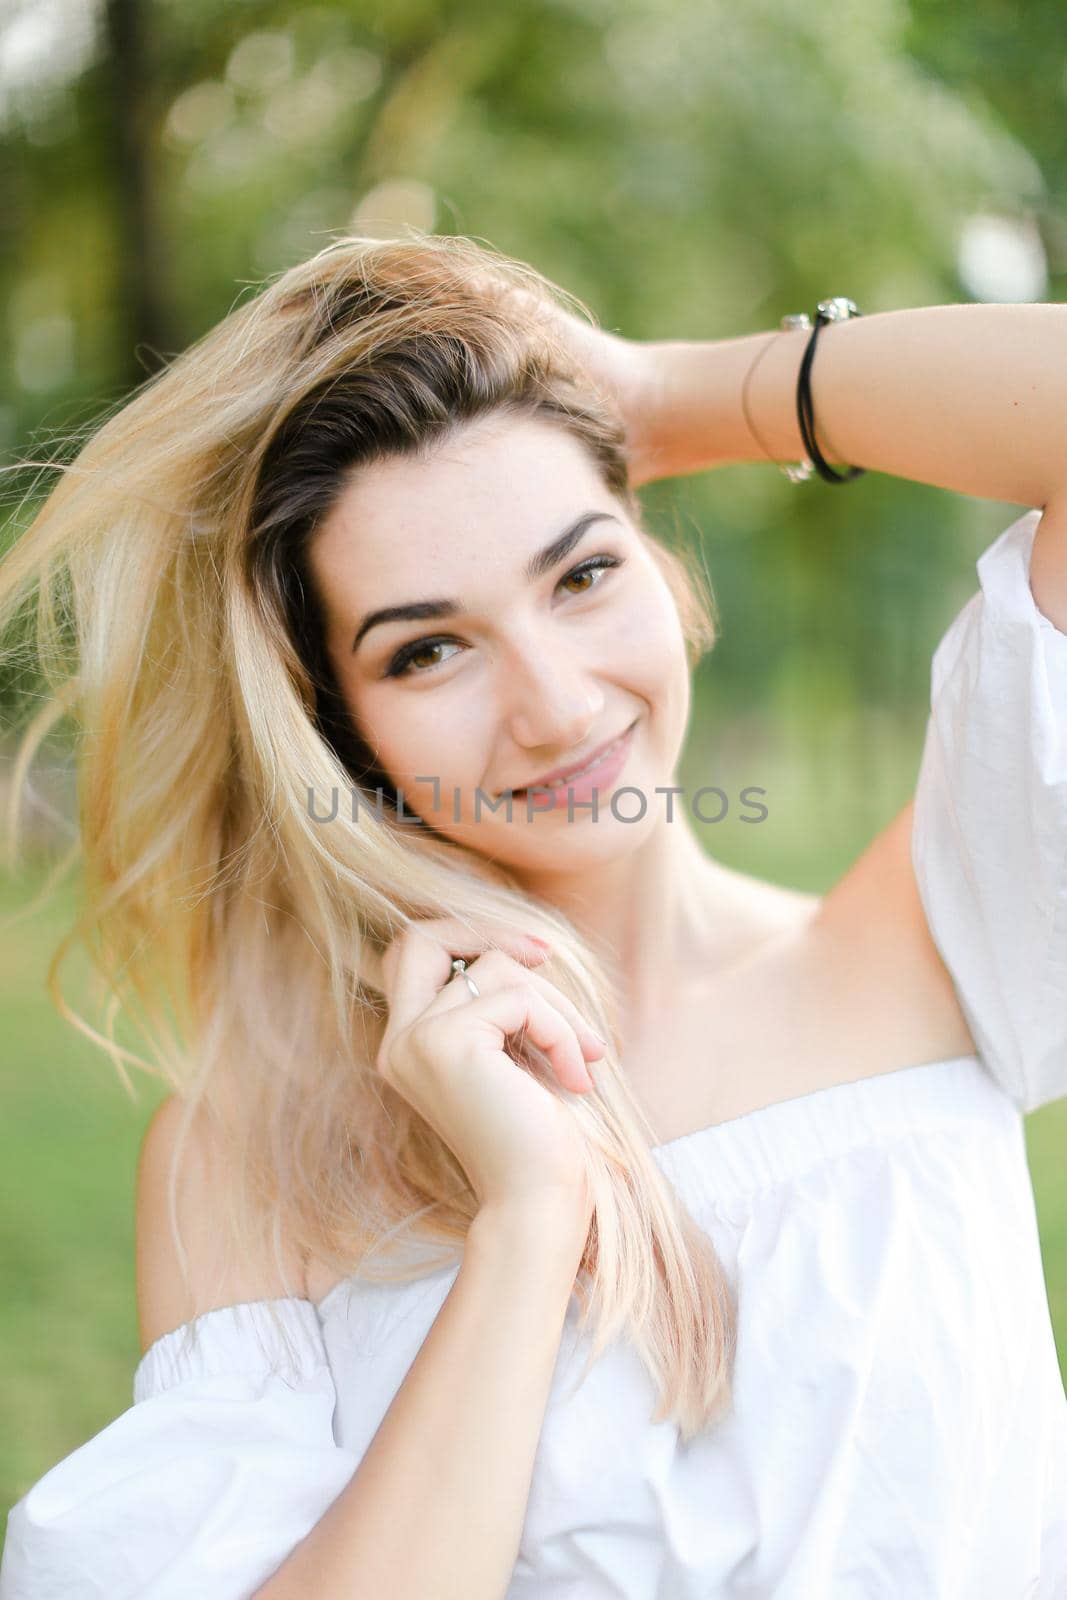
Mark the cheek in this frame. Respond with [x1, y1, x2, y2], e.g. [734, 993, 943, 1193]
[615, 578, 689, 687]
[348, 686, 484, 789]
[612, 581, 692, 760]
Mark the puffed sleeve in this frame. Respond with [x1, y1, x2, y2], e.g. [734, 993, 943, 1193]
[0, 1297, 360, 1599]
[911, 506, 1067, 1113]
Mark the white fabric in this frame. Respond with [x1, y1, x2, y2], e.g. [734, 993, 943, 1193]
[911, 507, 1067, 1113]
[0, 1300, 361, 1598]
[3, 507, 1067, 1599]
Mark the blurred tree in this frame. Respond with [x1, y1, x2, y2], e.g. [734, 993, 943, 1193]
[103, 0, 175, 380]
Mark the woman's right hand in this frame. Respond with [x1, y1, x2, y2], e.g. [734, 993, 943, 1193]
[374, 918, 607, 1227]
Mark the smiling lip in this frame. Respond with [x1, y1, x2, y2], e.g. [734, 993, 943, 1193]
[507, 719, 639, 796]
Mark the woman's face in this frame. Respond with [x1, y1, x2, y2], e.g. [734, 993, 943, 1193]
[309, 411, 692, 879]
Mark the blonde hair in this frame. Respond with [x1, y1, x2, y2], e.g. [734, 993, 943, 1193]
[0, 230, 735, 1439]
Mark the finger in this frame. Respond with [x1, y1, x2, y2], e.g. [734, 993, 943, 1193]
[383, 919, 550, 1033]
[468, 983, 593, 1094]
[430, 946, 546, 1023]
[462, 952, 607, 1063]
[389, 915, 552, 970]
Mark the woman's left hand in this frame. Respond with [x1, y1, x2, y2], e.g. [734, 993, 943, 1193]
[479, 277, 663, 487]
[537, 302, 659, 475]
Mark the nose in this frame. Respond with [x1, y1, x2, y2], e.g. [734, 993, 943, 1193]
[500, 633, 605, 754]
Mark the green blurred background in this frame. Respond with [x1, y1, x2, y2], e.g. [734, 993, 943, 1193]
[2, 0, 1066, 1522]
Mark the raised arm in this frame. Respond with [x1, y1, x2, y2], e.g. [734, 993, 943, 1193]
[625, 304, 1067, 628]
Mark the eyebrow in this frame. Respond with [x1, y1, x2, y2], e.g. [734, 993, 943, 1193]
[350, 509, 622, 654]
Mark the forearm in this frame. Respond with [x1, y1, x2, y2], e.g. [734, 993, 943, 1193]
[254, 1202, 588, 1600]
[635, 303, 1067, 509]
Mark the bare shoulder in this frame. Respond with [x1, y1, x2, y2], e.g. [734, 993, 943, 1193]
[135, 1094, 311, 1355]
[816, 797, 977, 1061]
[645, 805, 979, 1140]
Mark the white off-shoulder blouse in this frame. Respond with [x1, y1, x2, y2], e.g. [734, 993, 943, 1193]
[3, 507, 1066, 1599]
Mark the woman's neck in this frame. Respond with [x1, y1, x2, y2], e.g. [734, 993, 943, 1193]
[516, 813, 730, 1038]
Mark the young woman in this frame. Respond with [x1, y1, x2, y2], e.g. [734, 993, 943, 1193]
[1, 232, 1065, 1599]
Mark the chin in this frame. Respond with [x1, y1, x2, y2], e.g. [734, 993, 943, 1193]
[494, 806, 663, 875]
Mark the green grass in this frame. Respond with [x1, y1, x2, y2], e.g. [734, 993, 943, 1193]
[1, 837, 1065, 1525]
[0, 861, 169, 1521]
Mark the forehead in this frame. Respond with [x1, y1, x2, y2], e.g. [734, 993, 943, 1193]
[310, 413, 619, 602]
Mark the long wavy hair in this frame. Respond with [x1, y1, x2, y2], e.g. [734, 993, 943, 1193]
[0, 230, 736, 1439]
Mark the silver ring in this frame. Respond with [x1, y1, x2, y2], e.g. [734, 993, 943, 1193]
[450, 956, 480, 998]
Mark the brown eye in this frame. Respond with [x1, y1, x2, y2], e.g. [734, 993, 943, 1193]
[562, 568, 595, 593]
[384, 637, 462, 679]
[558, 554, 622, 594]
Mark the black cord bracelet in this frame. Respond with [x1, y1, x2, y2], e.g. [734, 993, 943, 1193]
[796, 299, 866, 485]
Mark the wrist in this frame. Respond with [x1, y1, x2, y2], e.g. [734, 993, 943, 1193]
[619, 340, 671, 489]
[628, 336, 758, 484]
[470, 1193, 591, 1275]
[625, 340, 678, 487]
[630, 327, 849, 484]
